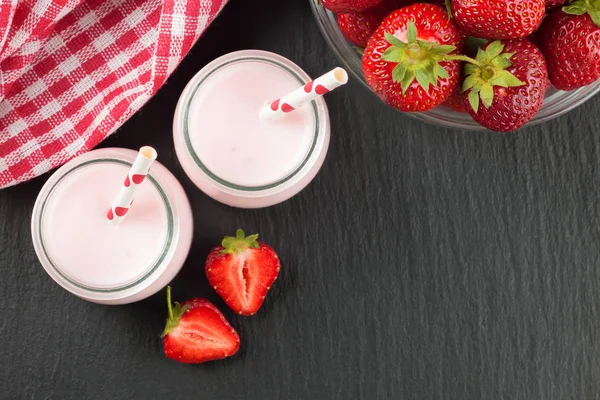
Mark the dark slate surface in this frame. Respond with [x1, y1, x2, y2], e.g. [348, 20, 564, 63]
[2, 0, 600, 398]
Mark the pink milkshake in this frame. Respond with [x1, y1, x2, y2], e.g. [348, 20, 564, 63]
[31, 148, 193, 304]
[173, 50, 331, 208]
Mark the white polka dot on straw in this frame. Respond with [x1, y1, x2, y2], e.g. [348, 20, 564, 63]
[259, 67, 348, 122]
[106, 146, 157, 225]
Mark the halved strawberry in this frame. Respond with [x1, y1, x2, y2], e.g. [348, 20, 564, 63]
[161, 287, 240, 364]
[205, 229, 280, 316]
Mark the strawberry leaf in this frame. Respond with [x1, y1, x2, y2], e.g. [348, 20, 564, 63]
[480, 84, 494, 108]
[382, 47, 403, 62]
[415, 69, 431, 90]
[468, 90, 480, 113]
[221, 229, 260, 254]
[563, 2, 588, 15]
[407, 21, 417, 43]
[483, 40, 505, 59]
[392, 62, 408, 82]
[436, 64, 450, 80]
[400, 70, 415, 94]
[430, 45, 457, 55]
[464, 63, 477, 75]
[462, 74, 479, 92]
[489, 76, 509, 87]
[384, 32, 406, 48]
[491, 56, 512, 70]
[495, 70, 525, 86]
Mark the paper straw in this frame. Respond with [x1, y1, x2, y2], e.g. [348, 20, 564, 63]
[259, 67, 348, 122]
[106, 146, 157, 225]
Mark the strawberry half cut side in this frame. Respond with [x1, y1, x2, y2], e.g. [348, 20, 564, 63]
[205, 229, 280, 316]
[162, 286, 240, 364]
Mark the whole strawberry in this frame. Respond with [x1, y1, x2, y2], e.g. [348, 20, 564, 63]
[362, 4, 463, 112]
[461, 40, 549, 132]
[537, 1, 600, 90]
[205, 229, 280, 316]
[162, 287, 240, 364]
[322, 0, 384, 12]
[337, 6, 388, 48]
[451, 0, 545, 39]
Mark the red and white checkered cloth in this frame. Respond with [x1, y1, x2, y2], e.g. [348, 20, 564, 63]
[0, 0, 227, 189]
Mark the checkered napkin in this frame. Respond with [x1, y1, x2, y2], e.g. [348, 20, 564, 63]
[0, 0, 227, 189]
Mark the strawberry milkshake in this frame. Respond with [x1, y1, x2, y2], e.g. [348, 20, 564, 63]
[173, 50, 331, 208]
[31, 148, 193, 305]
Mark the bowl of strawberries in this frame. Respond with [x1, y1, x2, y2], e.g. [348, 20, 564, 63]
[310, 0, 600, 131]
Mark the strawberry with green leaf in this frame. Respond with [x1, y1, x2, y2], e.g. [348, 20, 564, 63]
[362, 4, 464, 112]
[537, 0, 600, 90]
[461, 40, 549, 132]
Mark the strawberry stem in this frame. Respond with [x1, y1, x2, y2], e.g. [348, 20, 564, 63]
[166, 285, 173, 321]
[161, 286, 189, 338]
[442, 54, 484, 68]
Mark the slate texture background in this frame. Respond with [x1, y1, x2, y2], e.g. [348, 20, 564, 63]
[2, 0, 600, 399]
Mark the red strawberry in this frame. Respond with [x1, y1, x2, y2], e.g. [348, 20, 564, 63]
[450, 0, 545, 39]
[461, 39, 549, 132]
[443, 89, 466, 112]
[161, 286, 240, 364]
[537, 2, 600, 90]
[322, 0, 384, 13]
[205, 229, 280, 316]
[362, 4, 463, 112]
[545, 0, 568, 10]
[337, 6, 388, 48]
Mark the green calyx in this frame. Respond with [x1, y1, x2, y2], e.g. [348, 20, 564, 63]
[381, 21, 456, 94]
[161, 286, 189, 338]
[460, 40, 525, 113]
[563, 0, 600, 27]
[221, 229, 259, 255]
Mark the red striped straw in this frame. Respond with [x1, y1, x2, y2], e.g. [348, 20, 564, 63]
[106, 146, 157, 225]
[258, 67, 348, 122]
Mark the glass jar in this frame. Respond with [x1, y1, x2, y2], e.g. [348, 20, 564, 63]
[173, 50, 331, 208]
[31, 148, 193, 304]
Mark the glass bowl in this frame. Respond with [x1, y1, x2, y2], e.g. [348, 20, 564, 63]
[310, 0, 600, 130]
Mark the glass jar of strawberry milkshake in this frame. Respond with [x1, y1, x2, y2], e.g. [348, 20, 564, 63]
[31, 148, 193, 305]
[173, 50, 331, 209]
